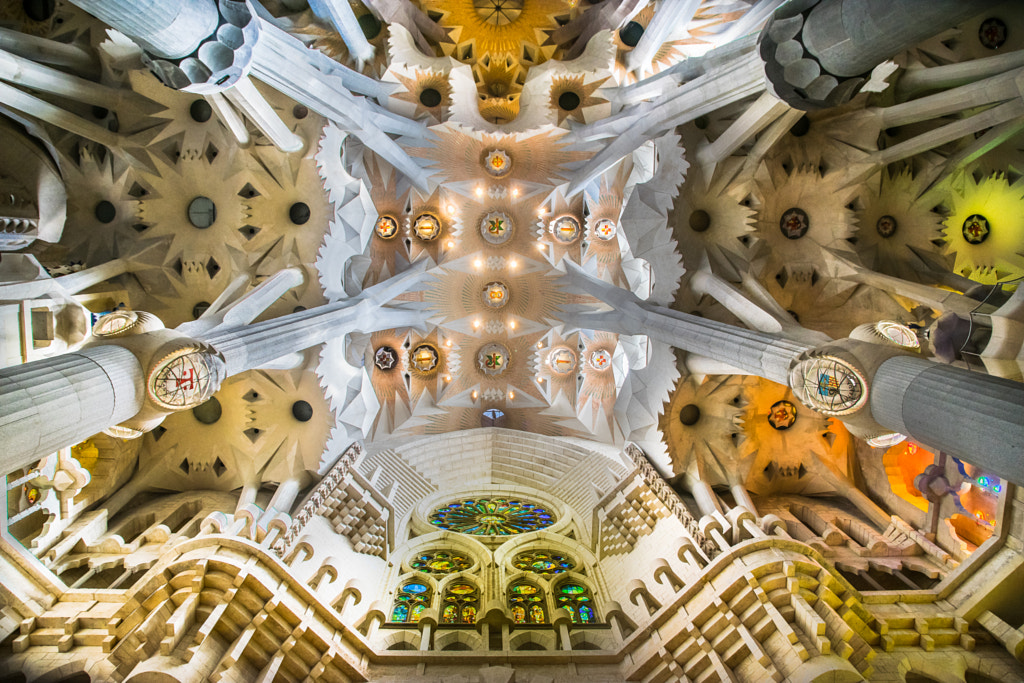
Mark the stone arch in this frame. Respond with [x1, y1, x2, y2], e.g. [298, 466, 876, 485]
[509, 630, 555, 651]
[28, 662, 92, 683]
[569, 630, 612, 651]
[788, 654, 867, 682]
[124, 674, 184, 683]
[493, 528, 599, 573]
[400, 537, 487, 576]
[434, 629, 483, 651]
[380, 631, 419, 650]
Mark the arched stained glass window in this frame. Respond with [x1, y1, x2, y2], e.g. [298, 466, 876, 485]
[391, 581, 432, 623]
[430, 498, 555, 535]
[410, 550, 472, 575]
[509, 582, 546, 624]
[441, 582, 480, 624]
[556, 582, 596, 624]
[512, 550, 575, 574]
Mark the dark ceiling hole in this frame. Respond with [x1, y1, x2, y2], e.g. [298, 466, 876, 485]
[679, 404, 701, 426]
[192, 301, 211, 319]
[91, 106, 109, 119]
[289, 202, 311, 225]
[292, 104, 308, 119]
[790, 115, 811, 137]
[558, 91, 581, 111]
[689, 209, 711, 232]
[22, 0, 55, 21]
[419, 88, 442, 107]
[293, 306, 306, 313]
[192, 397, 222, 424]
[359, 12, 382, 39]
[694, 115, 709, 130]
[94, 200, 116, 224]
[188, 196, 217, 229]
[292, 400, 313, 422]
[619, 21, 644, 48]
[190, 99, 213, 123]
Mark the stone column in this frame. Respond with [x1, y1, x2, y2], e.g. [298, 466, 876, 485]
[0, 345, 143, 473]
[760, 0, 1002, 109]
[870, 356, 1024, 485]
[66, 0, 220, 59]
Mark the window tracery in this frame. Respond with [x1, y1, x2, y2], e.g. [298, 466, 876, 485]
[512, 550, 575, 574]
[391, 580, 432, 623]
[555, 581, 596, 624]
[410, 550, 473, 575]
[441, 582, 480, 624]
[509, 581, 546, 624]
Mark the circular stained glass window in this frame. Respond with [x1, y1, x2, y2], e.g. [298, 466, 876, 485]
[962, 213, 990, 244]
[481, 211, 513, 244]
[410, 550, 472, 575]
[548, 347, 577, 375]
[768, 400, 797, 430]
[478, 343, 510, 376]
[592, 218, 617, 241]
[374, 346, 398, 370]
[979, 17, 1007, 50]
[147, 345, 226, 411]
[413, 213, 442, 241]
[876, 214, 897, 238]
[375, 215, 399, 239]
[187, 196, 217, 229]
[875, 321, 920, 349]
[779, 207, 809, 240]
[429, 498, 555, 535]
[484, 149, 512, 177]
[589, 349, 612, 371]
[513, 551, 575, 575]
[550, 216, 581, 244]
[482, 281, 509, 308]
[789, 355, 868, 416]
[409, 343, 439, 375]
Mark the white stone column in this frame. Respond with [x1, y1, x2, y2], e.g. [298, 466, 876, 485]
[66, 0, 220, 59]
[871, 356, 1024, 486]
[0, 345, 143, 473]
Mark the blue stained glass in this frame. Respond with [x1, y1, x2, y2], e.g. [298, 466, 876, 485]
[392, 604, 409, 622]
[404, 583, 429, 594]
[580, 605, 595, 623]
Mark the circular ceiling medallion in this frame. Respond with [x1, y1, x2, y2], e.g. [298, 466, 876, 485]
[374, 345, 398, 370]
[789, 355, 868, 416]
[147, 344, 226, 411]
[550, 215, 581, 244]
[866, 432, 907, 448]
[484, 149, 512, 177]
[93, 311, 139, 337]
[689, 210, 711, 233]
[779, 207, 809, 240]
[876, 215, 897, 238]
[548, 347, 577, 375]
[593, 218, 617, 241]
[413, 213, 442, 241]
[481, 211, 513, 244]
[875, 321, 920, 349]
[187, 196, 217, 229]
[679, 404, 700, 426]
[588, 349, 612, 371]
[375, 215, 399, 239]
[409, 343, 440, 375]
[478, 343, 510, 375]
[482, 281, 509, 308]
[979, 17, 1007, 50]
[429, 497, 555, 535]
[962, 214, 990, 244]
[768, 400, 797, 430]
[103, 424, 144, 440]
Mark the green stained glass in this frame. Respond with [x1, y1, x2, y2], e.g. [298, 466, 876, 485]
[429, 497, 555, 536]
[391, 582, 432, 623]
[392, 603, 409, 622]
[511, 584, 538, 595]
[410, 550, 472, 575]
[440, 582, 479, 624]
[442, 604, 457, 623]
[448, 583, 475, 595]
[512, 605, 526, 623]
[553, 582, 598, 624]
[529, 604, 546, 624]
[513, 550, 575, 575]
[580, 605, 595, 623]
[560, 584, 586, 595]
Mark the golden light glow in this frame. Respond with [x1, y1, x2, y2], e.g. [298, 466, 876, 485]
[475, 186, 484, 198]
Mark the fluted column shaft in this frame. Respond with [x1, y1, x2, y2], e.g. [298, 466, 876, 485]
[871, 356, 1024, 485]
[0, 345, 143, 473]
[802, 0, 1000, 78]
[67, 0, 219, 59]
